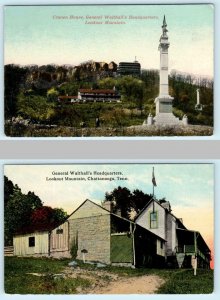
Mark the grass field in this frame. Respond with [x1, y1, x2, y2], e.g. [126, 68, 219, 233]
[4, 256, 214, 294]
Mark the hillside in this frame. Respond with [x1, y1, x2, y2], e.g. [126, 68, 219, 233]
[4, 63, 213, 136]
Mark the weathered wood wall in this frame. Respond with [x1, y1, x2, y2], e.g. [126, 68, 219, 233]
[13, 232, 49, 256]
[50, 222, 69, 257]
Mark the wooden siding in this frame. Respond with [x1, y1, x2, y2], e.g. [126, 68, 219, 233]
[50, 222, 69, 252]
[136, 201, 166, 240]
[13, 232, 49, 256]
[156, 239, 165, 256]
[111, 234, 133, 263]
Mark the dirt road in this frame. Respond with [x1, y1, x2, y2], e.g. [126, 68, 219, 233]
[88, 274, 165, 294]
[64, 267, 164, 294]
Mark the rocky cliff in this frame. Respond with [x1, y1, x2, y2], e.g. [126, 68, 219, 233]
[24, 61, 117, 90]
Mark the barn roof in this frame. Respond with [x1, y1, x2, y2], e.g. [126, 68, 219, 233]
[14, 222, 60, 235]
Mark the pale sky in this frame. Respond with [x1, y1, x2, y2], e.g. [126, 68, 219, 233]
[4, 4, 214, 77]
[4, 163, 214, 261]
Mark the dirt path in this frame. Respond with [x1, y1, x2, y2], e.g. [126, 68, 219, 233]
[88, 274, 165, 294]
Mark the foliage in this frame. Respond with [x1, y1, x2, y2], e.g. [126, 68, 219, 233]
[4, 64, 214, 131]
[4, 176, 67, 245]
[105, 186, 132, 219]
[105, 186, 152, 220]
[4, 176, 43, 245]
[4, 64, 28, 118]
[31, 206, 54, 226]
[47, 87, 59, 101]
[17, 93, 56, 122]
[57, 82, 79, 96]
[4, 176, 14, 208]
[131, 189, 153, 214]
[155, 269, 214, 294]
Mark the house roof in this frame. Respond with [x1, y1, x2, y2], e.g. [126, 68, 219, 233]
[68, 199, 165, 241]
[134, 197, 186, 229]
[176, 228, 211, 253]
[79, 89, 116, 94]
[58, 95, 78, 99]
[68, 199, 133, 224]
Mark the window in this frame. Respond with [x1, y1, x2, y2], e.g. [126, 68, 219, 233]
[56, 229, 63, 234]
[29, 237, 35, 247]
[150, 211, 158, 229]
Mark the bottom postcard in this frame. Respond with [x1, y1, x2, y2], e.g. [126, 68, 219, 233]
[4, 163, 214, 294]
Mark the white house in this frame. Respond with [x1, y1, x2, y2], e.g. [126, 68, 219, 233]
[134, 198, 211, 268]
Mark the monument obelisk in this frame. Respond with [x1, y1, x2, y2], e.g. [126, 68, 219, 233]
[154, 16, 181, 125]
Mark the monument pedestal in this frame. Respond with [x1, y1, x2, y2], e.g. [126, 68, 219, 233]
[154, 96, 181, 125]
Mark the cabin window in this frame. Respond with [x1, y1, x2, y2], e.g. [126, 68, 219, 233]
[150, 211, 158, 229]
[56, 229, 63, 234]
[29, 237, 35, 247]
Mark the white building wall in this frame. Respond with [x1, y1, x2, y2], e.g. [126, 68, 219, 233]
[172, 219, 177, 253]
[136, 201, 166, 240]
[13, 232, 49, 256]
[156, 239, 165, 257]
[68, 200, 109, 220]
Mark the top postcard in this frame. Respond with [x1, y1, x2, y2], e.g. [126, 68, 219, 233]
[4, 4, 214, 137]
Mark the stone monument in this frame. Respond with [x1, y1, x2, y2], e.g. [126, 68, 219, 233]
[154, 16, 181, 125]
[195, 88, 203, 111]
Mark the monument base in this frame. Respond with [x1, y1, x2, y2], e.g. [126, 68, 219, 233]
[152, 95, 183, 125]
[154, 113, 182, 125]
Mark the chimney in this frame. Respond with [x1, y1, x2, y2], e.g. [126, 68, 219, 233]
[115, 209, 121, 217]
[102, 201, 112, 212]
[160, 201, 171, 212]
[179, 218, 183, 224]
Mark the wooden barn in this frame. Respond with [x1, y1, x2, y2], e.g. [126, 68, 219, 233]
[13, 224, 54, 257]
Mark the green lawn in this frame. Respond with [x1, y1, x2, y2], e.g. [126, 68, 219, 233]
[153, 269, 214, 294]
[4, 256, 214, 294]
[5, 256, 90, 294]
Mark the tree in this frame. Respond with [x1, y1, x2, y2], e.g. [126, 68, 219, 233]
[30, 206, 68, 228]
[105, 186, 132, 219]
[17, 93, 56, 123]
[31, 206, 54, 226]
[4, 184, 43, 245]
[4, 176, 14, 208]
[52, 208, 68, 224]
[47, 87, 59, 101]
[104, 186, 152, 220]
[4, 176, 68, 246]
[130, 189, 152, 215]
[4, 64, 28, 118]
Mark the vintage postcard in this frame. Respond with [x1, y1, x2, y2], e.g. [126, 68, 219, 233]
[4, 4, 214, 137]
[4, 164, 214, 294]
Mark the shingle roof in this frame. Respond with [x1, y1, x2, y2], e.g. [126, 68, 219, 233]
[79, 89, 116, 94]
[58, 95, 78, 99]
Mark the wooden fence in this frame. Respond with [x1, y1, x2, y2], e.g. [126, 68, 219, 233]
[4, 246, 14, 256]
